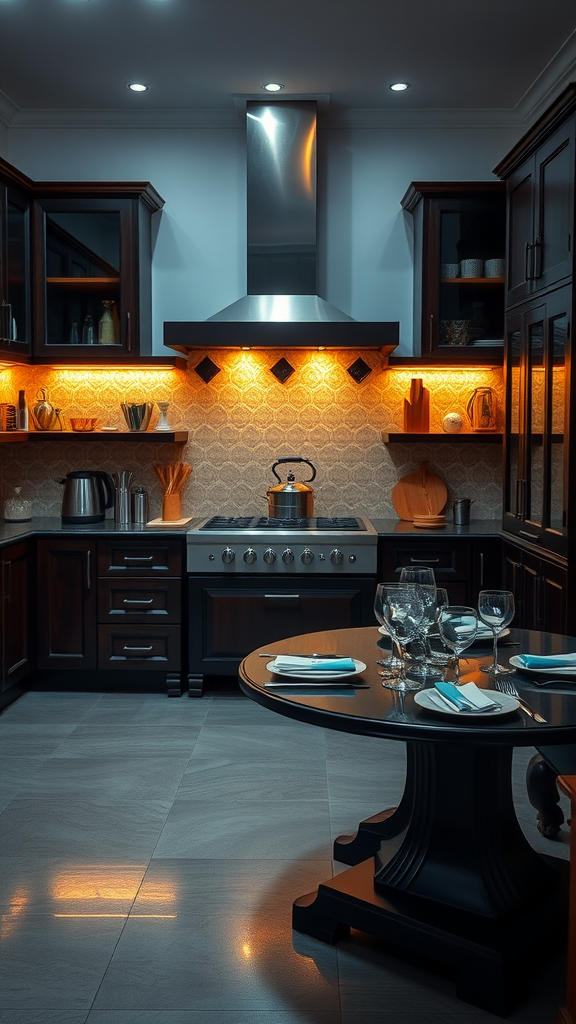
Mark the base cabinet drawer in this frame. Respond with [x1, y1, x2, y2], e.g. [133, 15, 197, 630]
[98, 625, 181, 670]
[98, 539, 182, 575]
[98, 579, 181, 622]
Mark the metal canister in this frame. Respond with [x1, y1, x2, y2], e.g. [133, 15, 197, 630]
[452, 498, 472, 526]
[131, 486, 149, 526]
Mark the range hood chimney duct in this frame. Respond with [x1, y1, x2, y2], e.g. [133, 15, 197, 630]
[164, 100, 399, 351]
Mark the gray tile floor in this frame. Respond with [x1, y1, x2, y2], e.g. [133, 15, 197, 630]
[0, 684, 571, 1024]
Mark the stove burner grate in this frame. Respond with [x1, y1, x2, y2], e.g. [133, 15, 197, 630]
[199, 515, 364, 531]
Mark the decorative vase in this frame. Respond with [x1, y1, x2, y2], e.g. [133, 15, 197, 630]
[155, 401, 171, 431]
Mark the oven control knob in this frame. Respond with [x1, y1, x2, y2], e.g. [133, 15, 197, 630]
[243, 547, 257, 564]
[263, 547, 276, 565]
[301, 548, 315, 565]
[222, 547, 235, 564]
[282, 548, 294, 564]
[330, 548, 343, 565]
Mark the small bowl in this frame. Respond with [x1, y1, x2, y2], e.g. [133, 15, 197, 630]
[70, 417, 98, 432]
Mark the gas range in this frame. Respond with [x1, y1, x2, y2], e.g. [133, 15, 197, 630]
[186, 515, 378, 574]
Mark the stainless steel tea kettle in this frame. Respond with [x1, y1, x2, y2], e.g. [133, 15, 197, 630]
[266, 457, 316, 518]
[60, 470, 114, 523]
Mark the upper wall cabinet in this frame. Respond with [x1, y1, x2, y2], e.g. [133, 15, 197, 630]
[494, 89, 576, 310]
[32, 182, 164, 364]
[401, 182, 506, 364]
[0, 161, 33, 360]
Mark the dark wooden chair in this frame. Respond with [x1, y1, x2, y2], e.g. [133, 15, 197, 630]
[526, 745, 576, 838]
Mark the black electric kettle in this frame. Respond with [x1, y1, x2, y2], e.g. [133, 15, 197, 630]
[59, 470, 114, 524]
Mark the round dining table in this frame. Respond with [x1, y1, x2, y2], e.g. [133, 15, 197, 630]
[239, 625, 576, 1016]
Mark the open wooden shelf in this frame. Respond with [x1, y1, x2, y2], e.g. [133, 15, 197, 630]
[441, 277, 505, 285]
[46, 277, 119, 287]
[381, 431, 502, 444]
[1, 430, 188, 443]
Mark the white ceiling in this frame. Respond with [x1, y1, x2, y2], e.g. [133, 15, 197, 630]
[1, 0, 576, 129]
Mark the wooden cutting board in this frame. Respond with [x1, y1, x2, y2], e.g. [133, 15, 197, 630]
[392, 461, 448, 521]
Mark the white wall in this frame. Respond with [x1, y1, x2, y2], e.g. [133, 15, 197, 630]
[7, 123, 522, 356]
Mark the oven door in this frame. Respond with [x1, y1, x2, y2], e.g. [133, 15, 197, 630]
[188, 574, 376, 683]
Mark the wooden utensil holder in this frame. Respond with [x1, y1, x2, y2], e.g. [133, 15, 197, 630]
[162, 492, 181, 522]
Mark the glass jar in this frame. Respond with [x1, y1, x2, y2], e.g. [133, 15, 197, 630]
[4, 487, 32, 522]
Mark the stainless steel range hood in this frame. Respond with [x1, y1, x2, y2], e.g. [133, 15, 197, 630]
[165, 101, 399, 351]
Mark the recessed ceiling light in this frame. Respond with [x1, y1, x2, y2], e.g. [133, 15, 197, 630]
[262, 83, 284, 93]
[127, 83, 149, 93]
[389, 82, 410, 92]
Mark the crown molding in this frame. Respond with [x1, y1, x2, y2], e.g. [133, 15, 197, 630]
[4, 107, 243, 130]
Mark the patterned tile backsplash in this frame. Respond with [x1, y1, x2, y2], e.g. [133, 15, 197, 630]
[0, 353, 504, 521]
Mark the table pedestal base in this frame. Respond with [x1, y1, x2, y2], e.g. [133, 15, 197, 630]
[293, 855, 566, 1017]
[295, 740, 567, 1015]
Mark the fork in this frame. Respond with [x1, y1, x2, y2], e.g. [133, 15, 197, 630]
[494, 677, 547, 723]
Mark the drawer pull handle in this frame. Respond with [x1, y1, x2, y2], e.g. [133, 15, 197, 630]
[410, 557, 440, 564]
[122, 598, 154, 604]
[519, 530, 540, 541]
[264, 593, 300, 599]
[123, 555, 154, 562]
[122, 645, 154, 652]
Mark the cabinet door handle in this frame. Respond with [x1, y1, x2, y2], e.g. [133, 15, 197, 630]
[3, 560, 11, 604]
[429, 313, 434, 348]
[533, 237, 542, 279]
[525, 242, 534, 280]
[126, 311, 132, 353]
[87, 549, 91, 590]
[479, 552, 484, 587]
[519, 529, 541, 541]
[123, 555, 154, 562]
[123, 645, 154, 652]
[264, 594, 300, 599]
[410, 557, 439, 564]
[122, 598, 154, 604]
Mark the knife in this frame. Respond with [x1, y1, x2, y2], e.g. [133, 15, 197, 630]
[258, 652, 347, 659]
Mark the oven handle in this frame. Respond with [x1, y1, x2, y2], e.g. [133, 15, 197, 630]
[264, 593, 300, 599]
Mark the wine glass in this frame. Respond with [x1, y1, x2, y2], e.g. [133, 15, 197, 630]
[425, 587, 452, 666]
[374, 583, 424, 690]
[399, 567, 442, 680]
[478, 590, 515, 677]
[438, 606, 478, 683]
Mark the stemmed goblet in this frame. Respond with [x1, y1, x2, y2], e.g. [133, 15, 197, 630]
[478, 590, 515, 677]
[437, 606, 479, 683]
[374, 583, 424, 690]
[399, 566, 442, 680]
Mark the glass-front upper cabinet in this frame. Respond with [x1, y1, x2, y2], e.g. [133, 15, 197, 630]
[401, 182, 506, 363]
[503, 285, 569, 556]
[33, 184, 164, 364]
[0, 165, 33, 359]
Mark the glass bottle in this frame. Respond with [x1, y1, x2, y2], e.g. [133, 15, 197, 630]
[82, 315, 95, 345]
[69, 320, 79, 345]
[98, 300, 117, 345]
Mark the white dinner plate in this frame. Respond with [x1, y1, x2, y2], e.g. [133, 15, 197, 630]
[509, 655, 576, 677]
[266, 659, 366, 681]
[414, 688, 519, 718]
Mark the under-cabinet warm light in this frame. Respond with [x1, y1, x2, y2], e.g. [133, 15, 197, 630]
[49, 364, 178, 371]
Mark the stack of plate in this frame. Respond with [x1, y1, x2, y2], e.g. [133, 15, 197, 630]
[413, 513, 446, 529]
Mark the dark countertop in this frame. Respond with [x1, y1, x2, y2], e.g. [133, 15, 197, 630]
[371, 518, 501, 538]
[0, 516, 503, 549]
[0, 516, 200, 548]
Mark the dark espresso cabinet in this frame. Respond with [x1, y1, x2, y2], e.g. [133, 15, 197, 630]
[36, 536, 184, 691]
[401, 181, 506, 363]
[495, 84, 576, 633]
[0, 161, 33, 359]
[378, 535, 502, 606]
[1, 541, 32, 690]
[36, 537, 97, 669]
[503, 541, 567, 634]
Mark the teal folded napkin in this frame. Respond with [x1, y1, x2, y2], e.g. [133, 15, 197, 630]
[434, 681, 499, 711]
[272, 655, 356, 673]
[516, 653, 576, 669]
